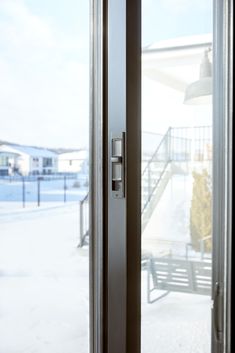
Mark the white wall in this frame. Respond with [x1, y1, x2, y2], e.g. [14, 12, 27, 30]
[16, 154, 30, 176]
[58, 151, 88, 173]
[29, 157, 58, 175]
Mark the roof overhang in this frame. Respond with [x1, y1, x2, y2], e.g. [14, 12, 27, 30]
[142, 35, 212, 93]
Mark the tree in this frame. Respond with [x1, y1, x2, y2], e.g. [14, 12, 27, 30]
[190, 169, 212, 252]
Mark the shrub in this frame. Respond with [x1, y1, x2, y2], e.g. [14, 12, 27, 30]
[190, 169, 212, 252]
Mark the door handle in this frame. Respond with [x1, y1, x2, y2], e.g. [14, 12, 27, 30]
[111, 156, 122, 163]
[111, 133, 125, 198]
[213, 281, 223, 343]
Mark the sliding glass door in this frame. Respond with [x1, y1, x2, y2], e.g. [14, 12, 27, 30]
[91, 1, 232, 353]
[141, 2, 213, 353]
[1, 1, 231, 353]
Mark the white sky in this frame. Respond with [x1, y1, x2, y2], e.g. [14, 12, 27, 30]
[0, 0, 212, 149]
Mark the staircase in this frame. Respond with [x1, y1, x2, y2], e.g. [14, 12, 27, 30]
[142, 128, 172, 231]
[141, 125, 212, 232]
[79, 126, 212, 246]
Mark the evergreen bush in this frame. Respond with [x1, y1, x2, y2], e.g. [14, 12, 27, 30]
[190, 169, 212, 252]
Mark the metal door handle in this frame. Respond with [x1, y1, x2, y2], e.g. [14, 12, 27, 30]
[111, 156, 122, 164]
[111, 133, 125, 198]
[213, 281, 223, 342]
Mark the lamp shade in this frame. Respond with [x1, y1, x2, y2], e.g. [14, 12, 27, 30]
[184, 49, 212, 105]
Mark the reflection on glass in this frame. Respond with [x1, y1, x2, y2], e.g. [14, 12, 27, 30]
[0, 1, 89, 352]
[141, 1, 213, 352]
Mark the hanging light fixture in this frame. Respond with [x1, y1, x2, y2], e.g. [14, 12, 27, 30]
[184, 48, 212, 105]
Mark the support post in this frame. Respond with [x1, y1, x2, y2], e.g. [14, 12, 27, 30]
[37, 177, 41, 207]
[22, 177, 25, 208]
[64, 175, 67, 203]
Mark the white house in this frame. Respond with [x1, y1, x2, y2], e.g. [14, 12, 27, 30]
[0, 151, 19, 176]
[58, 150, 88, 174]
[0, 144, 58, 176]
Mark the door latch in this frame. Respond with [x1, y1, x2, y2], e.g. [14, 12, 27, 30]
[111, 133, 125, 198]
[213, 281, 223, 343]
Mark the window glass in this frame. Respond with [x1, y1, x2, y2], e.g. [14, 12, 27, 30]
[0, 1, 90, 352]
[141, 1, 213, 352]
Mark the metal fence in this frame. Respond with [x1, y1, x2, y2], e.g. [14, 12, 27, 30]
[142, 126, 212, 213]
[169, 125, 212, 161]
[67, 126, 213, 248]
[78, 193, 89, 247]
[0, 174, 88, 206]
[0, 173, 79, 182]
[142, 128, 171, 213]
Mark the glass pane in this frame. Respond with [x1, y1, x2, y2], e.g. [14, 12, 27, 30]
[0, 1, 90, 352]
[141, 1, 213, 353]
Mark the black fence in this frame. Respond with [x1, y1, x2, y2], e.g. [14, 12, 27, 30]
[0, 174, 88, 207]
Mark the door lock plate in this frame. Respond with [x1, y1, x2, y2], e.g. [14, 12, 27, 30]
[111, 133, 125, 198]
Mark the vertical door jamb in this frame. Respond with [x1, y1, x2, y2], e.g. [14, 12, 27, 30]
[102, 1, 141, 353]
[91, 1, 233, 353]
[90, 1, 105, 353]
[126, 2, 141, 353]
[212, 1, 233, 352]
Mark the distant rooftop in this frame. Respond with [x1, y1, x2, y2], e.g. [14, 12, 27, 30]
[0, 143, 57, 158]
[58, 150, 88, 159]
[143, 33, 212, 52]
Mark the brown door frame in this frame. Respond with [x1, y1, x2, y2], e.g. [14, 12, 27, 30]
[90, 1, 141, 353]
[90, 1, 233, 353]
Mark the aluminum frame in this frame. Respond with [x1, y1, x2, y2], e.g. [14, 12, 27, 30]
[90, 0, 232, 352]
[90, 1, 141, 353]
[105, 1, 141, 353]
[90, 1, 105, 353]
[212, 1, 233, 352]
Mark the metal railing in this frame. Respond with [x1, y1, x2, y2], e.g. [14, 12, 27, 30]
[0, 173, 79, 182]
[142, 238, 212, 262]
[78, 193, 89, 247]
[78, 125, 212, 247]
[0, 175, 82, 207]
[142, 128, 171, 213]
[142, 126, 212, 213]
[169, 125, 212, 161]
[199, 235, 212, 260]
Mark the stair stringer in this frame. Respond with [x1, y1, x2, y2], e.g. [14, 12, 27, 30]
[142, 164, 173, 232]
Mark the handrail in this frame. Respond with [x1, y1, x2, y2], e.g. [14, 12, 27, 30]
[141, 127, 172, 213]
[141, 161, 169, 213]
[78, 192, 89, 247]
[171, 125, 212, 130]
[199, 235, 212, 260]
[142, 127, 171, 176]
[142, 125, 212, 214]
[78, 125, 212, 246]
[81, 192, 89, 204]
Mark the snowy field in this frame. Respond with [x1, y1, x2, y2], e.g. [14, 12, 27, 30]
[0, 200, 211, 353]
[0, 203, 89, 353]
[142, 173, 211, 352]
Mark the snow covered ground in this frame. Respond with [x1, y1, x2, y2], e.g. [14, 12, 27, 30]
[0, 203, 89, 353]
[141, 278, 211, 353]
[142, 172, 212, 260]
[0, 196, 211, 353]
[141, 172, 211, 352]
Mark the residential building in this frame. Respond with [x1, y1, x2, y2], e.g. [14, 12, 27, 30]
[0, 151, 19, 176]
[58, 150, 88, 174]
[0, 144, 58, 176]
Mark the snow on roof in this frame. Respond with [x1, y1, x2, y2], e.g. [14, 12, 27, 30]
[144, 33, 212, 51]
[58, 150, 88, 159]
[0, 144, 57, 158]
[0, 150, 19, 157]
